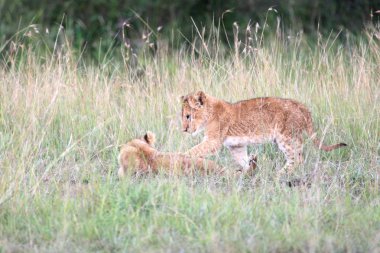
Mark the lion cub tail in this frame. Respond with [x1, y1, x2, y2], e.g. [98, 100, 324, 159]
[306, 117, 347, 152]
[312, 139, 347, 151]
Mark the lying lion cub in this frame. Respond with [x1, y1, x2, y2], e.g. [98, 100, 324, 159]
[118, 131, 223, 177]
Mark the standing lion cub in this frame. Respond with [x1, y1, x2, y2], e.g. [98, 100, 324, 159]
[180, 91, 347, 176]
[118, 131, 222, 177]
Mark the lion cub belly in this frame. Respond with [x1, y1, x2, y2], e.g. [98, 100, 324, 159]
[223, 136, 271, 147]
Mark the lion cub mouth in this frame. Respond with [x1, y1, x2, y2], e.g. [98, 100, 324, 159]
[191, 124, 205, 137]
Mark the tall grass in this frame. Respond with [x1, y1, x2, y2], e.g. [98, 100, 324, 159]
[0, 24, 379, 252]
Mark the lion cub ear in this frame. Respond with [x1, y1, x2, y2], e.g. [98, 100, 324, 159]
[143, 131, 156, 146]
[179, 95, 187, 104]
[189, 91, 206, 109]
[195, 91, 206, 106]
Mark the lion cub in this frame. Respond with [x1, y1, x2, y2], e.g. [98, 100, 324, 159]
[118, 131, 222, 177]
[180, 91, 346, 176]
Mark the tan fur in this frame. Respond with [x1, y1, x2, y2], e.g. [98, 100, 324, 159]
[180, 91, 347, 175]
[118, 131, 222, 177]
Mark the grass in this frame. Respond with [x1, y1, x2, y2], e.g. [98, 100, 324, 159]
[0, 25, 379, 252]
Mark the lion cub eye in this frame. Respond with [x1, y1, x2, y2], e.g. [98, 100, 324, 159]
[186, 114, 191, 120]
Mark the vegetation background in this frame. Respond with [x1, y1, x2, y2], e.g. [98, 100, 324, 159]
[0, 0, 379, 252]
[1, 0, 380, 56]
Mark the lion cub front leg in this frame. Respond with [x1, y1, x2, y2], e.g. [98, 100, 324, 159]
[186, 138, 222, 157]
[227, 145, 250, 172]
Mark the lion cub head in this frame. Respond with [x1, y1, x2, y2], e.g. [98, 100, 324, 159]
[118, 131, 157, 177]
[180, 91, 209, 136]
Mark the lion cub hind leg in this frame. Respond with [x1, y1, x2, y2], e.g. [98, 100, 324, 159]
[276, 136, 303, 176]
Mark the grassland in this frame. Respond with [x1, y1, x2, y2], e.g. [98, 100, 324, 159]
[0, 27, 379, 252]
